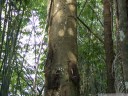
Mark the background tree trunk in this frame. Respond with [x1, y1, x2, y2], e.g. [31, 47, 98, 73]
[103, 0, 115, 93]
[44, 0, 80, 96]
[118, 0, 128, 92]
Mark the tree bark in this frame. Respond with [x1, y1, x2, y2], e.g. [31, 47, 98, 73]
[118, 0, 128, 92]
[103, 0, 115, 93]
[44, 0, 80, 96]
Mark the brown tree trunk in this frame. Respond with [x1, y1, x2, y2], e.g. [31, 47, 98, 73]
[103, 0, 115, 93]
[118, 0, 128, 93]
[44, 0, 80, 96]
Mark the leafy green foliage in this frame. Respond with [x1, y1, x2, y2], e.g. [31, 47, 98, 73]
[77, 0, 107, 95]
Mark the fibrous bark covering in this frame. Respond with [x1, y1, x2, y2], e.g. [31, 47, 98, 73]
[118, 0, 128, 92]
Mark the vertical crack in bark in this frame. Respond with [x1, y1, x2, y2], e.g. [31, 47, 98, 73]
[68, 61, 80, 89]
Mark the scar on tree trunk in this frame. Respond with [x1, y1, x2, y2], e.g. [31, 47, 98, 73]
[68, 60, 80, 90]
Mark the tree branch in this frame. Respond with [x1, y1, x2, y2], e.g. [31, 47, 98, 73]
[77, 17, 104, 44]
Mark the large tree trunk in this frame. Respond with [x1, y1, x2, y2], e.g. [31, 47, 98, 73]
[118, 0, 128, 92]
[44, 0, 80, 96]
[103, 0, 115, 93]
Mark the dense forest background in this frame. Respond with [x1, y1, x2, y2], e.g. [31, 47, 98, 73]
[0, 0, 128, 96]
